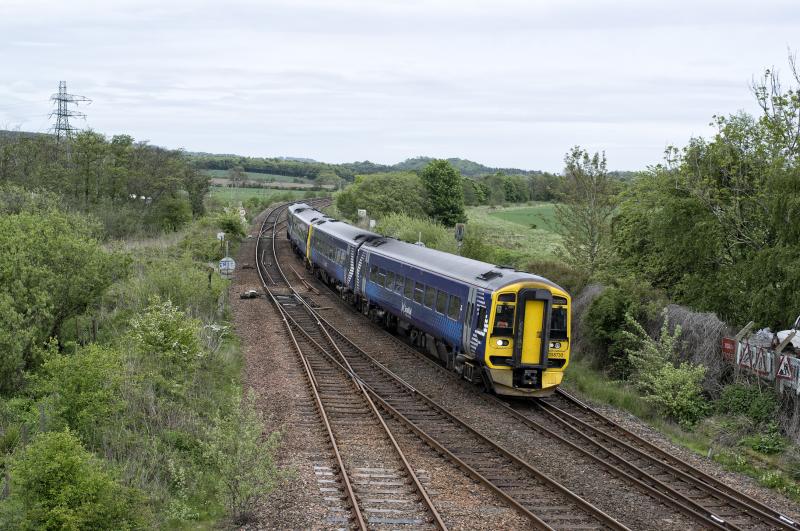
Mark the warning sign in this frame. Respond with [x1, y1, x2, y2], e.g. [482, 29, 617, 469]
[777, 355, 793, 380]
[753, 347, 769, 376]
[721, 337, 736, 361]
[738, 342, 752, 369]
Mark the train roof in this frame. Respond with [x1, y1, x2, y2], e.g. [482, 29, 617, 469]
[362, 236, 564, 293]
[312, 217, 382, 246]
[289, 203, 323, 225]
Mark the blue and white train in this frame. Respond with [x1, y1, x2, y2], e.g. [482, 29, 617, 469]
[286, 202, 571, 397]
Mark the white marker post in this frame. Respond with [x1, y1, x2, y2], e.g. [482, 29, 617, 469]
[219, 241, 236, 280]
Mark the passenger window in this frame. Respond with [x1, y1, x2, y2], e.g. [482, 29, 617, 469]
[448, 296, 461, 320]
[394, 276, 404, 293]
[386, 271, 395, 291]
[436, 290, 448, 314]
[370, 266, 378, 282]
[492, 303, 515, 337]
[377, 270, 386, 287]
[404, 278, 414, 299]
[414, 283, 425, 304]
[424, 286, 435, 308]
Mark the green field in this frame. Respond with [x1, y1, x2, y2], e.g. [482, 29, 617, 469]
[486, 203, 559, 232]
[209, 186, 310, 202]
[203, 169, 313, 184]
[467, 203, 562, 260]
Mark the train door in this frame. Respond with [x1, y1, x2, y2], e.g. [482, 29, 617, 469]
[461, 287, 476, 355]
[512, 288, 552, 387]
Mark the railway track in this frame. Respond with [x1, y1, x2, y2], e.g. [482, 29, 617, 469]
[259, 202, 626, 530]
[256, 202, 446, 530]
[281, 231, 800, 531]
[528, 391, 800, 530]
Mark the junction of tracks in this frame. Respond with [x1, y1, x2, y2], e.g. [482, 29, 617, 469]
[229, 201, 800, 530]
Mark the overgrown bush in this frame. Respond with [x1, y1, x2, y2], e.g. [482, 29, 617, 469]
[215, 209, 246, 239]
[583, 280, 664, 378]
[104, 253, 225, 328]
[204, 391, 282, 525]
[31, 344, 126, 448]
[642, 362, 710, 427]
[624, 310, 710, 426]
[716, 383, 779, 425]
[0, 430, 147, 530]
[744, 422, 787, 454]
[130, 300, 205, 389]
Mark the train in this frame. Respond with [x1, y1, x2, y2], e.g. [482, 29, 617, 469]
[286, 202, 571, 397]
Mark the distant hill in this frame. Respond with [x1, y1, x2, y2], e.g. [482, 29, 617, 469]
[390, 156, 542, 177]
[186, 152, 549, 183]
[0, 129, 48, 140]
[3, 130, 639, 181]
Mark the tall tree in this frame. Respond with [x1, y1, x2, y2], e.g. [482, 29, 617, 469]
[420, 159, 466, 226]
[555, 146, 617, 274]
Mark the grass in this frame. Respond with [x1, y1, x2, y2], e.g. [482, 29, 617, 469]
[209, 186, 308, 202]
[487, 203, 559, 232]
[203, 169, 312, 184]
[466, 204, 562, 260]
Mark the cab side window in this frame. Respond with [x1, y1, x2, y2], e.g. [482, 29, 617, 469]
[492, 303, 515, 336]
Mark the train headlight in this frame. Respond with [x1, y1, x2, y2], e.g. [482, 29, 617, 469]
[549, 341, 562, 349]
[496, 339, 509, 346]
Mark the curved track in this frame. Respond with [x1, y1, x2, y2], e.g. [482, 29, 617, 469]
[256, 201, 446, 530]
[258, 202, 626, 530]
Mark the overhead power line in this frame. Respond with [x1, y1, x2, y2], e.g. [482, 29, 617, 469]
[49, 81, 91, 140]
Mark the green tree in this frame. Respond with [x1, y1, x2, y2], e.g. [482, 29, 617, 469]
[420, 160, 467, 226]
[335, 172, 425, 220]
[612, 57, 800, 328]
[0, 208, 129, 394]
[32, 345, 126, 448]
[227, 165, 246, 188]
[0, 430, 146, 530]
[554, 146, 617, 274]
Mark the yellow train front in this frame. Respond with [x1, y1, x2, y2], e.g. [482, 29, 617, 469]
[480, 280, 571, 397]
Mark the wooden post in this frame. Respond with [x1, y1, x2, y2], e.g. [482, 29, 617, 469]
[775, 330, 797, 354]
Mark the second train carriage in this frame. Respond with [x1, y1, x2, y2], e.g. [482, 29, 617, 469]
[308, 218, 380, 295]
[286, 204, 571, 397]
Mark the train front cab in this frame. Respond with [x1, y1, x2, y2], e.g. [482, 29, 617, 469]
[483, 282, 570, 397]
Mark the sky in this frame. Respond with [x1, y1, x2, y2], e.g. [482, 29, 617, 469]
[1, 0, 798, 172]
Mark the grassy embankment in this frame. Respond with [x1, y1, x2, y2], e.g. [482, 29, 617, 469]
[466, 203, 561, 260]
